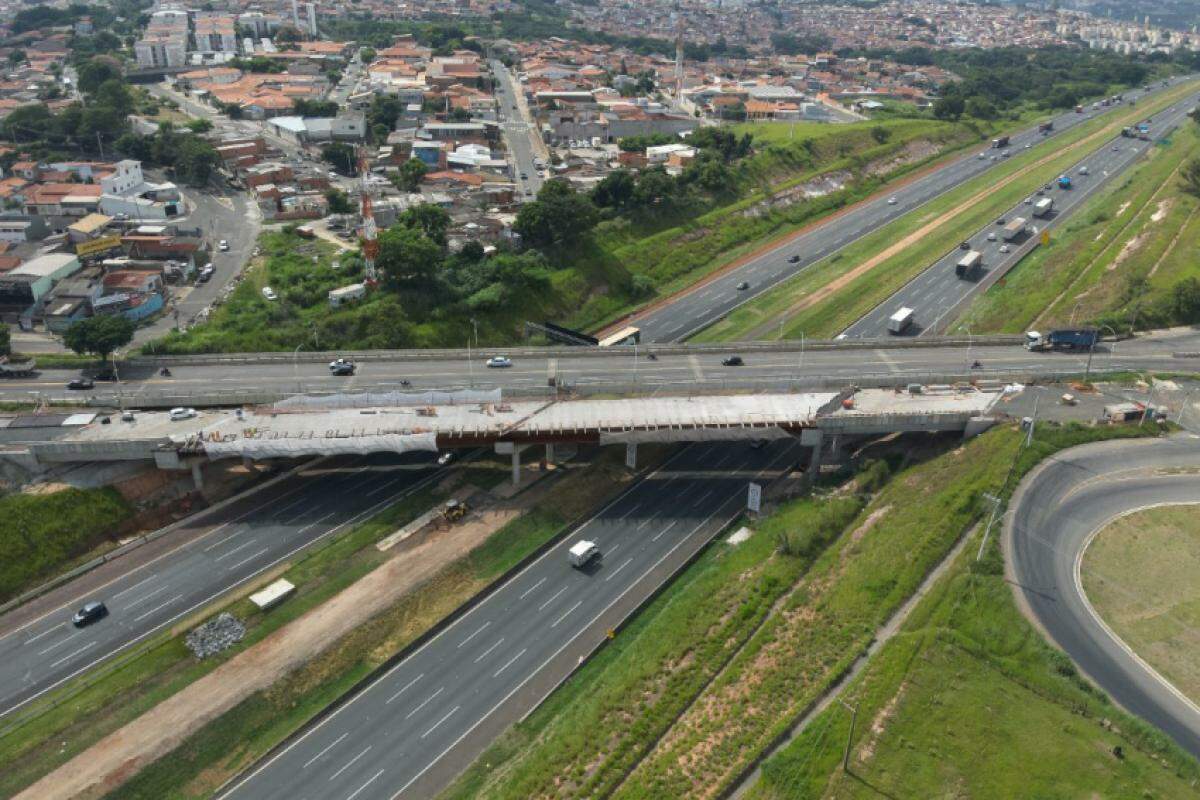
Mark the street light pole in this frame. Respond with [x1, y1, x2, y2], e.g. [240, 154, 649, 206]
[293, 343, 303, 393]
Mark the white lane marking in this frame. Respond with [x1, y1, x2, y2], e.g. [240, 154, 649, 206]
[37, 630, 81, 656]
[385, 673, 424, 705]
[365, 477, 405, 498]
[652, 520, 679, 543]
[111, 574, 158, 599]
[274, 495, 310, 519]
[456, 621, 490, 649]
[421, 706, 461, 739]
[405, 687, 444, 720]
[214, 539, 258, 562]
[328, 745, 371, 782]
[551, 601, 582, 628]
[302, 731, 348, 768]
[122, 584, 171, 610]
[604, 557, 634, 583]
[474, 639, 504, 664]
[537, 587, 566, 612]
[297, 512, 337, 535]
[204, 529, 245, 552]
[133, 594, 184, 623]
[227, 547, 270, 572]
[518, 577, 546, 600]
[23, 624, 66, 646]
[619, 502, 642, 521]
[637, 515, 657, 531]
[49, 640, 96, 669]
[493, 648, 527, 678]
[345, 769, 385, 800]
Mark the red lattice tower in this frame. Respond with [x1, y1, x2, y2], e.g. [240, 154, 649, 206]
[358, 147, 379, 284]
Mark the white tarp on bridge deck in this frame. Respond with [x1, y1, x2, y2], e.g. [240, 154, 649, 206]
[204, 431, 439, 460]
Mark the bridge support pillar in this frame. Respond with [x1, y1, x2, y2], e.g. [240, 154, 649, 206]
[828, 434, 841, 461]
[190, 460, 205, 491]
[510, 444, 530, 487]
[625, 443, 637, 470]
[545, 443, 556, 465]
[800, 429, 824, 485]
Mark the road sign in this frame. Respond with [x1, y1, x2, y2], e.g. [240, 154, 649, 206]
[1041, 229, 1050, 246]
[747, 482, 762, 513]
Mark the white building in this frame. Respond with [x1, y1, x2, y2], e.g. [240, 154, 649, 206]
[100, 160, 145, 197]
[134, 9, 189, 69]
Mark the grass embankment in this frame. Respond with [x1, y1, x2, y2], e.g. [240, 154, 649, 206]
[956, 121, 1200, 334]
[1083, 503, 1200, 706]
[747, 424, 1197, 800]
[100, 446, 666, 800]
[0, 479, 445, 799]
[568, 117, 988, 332]
[0, 487, 131, 603]
[692, 78, 1200, 342]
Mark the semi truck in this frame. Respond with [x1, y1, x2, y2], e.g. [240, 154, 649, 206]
[991, 135, 1010, 148]
[887, 307, 914, 334]
[955, 250, 982, 278]
[1057, 175, 1073, 189]
[1121, 126, 1133, 137]
[0, 357, 36, 378]
[1024, 329, 1099, 351]
[1002, 217, 1028, 241]
[1033, 197, 1054, 217]
[1038, 121, 1054, 133]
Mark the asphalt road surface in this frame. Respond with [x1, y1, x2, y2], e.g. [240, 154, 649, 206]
[626, 77, 1193, 343]
[6, 329, 1200, 405]
[0, 453, 442, 719]
[1006, 435, 1200, 758]
[220, 439, 800, 800]
[492, 60, 544, 201]
[844, 92, 1200, 338]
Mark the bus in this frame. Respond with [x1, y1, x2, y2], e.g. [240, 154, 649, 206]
[598, 326, 641, 347]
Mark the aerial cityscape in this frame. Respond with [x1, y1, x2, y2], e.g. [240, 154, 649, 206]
[0, 0, 1199, 798]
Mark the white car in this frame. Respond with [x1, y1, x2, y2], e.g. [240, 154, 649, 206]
[999, 244, 1010, 253]
[218, 239, 229, 251]
[168, 407, 197, 421]
[262, 286, 278, 301]
[486, 356, 512, 368]
[987, 232, 998, 241]
[887, 197, 897, 205]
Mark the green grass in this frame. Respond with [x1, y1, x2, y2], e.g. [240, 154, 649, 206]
[98, 447, 664, 799]
[1082, 504, 1200, 705]
[0, 487, 132, 603]
[748, 425, 1198, 800]
[956, 121, 1200, 335]
[0, 483, 443, 799]
[691, 78, 1200, 342]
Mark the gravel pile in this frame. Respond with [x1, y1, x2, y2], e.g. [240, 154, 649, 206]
[186, 613, 246, 659]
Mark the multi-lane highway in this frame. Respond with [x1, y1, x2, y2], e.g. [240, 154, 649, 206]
[845, 93, 1200, 338]
[1006, 436, 1200, 759]
[220, 439, 800, 800]
[0, 453, 443, 719]
[624, 77, 1194, 343]
[5, 329, 1200, 404]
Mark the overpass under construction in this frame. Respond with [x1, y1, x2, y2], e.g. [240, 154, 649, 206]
[10, 384, 1001, 486]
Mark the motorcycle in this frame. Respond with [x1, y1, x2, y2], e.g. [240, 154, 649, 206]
[159, 367, 172, 377]
[647, 353, 658, 361]
[970, 360, 982, 370]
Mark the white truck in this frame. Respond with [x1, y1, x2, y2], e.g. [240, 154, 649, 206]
[955, 250, 982, 279]
[1032, 197, 1054, 217]
[568, 540, 601, 568]
[1002, 217, 1028, 242]
[887, 307, 914, 334]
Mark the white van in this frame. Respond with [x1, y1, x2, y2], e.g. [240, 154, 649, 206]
[568, 540, 601, 569]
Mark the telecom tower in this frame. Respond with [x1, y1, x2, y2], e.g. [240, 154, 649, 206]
[358, 148, 379, 283]
[673, 6, 685, 106]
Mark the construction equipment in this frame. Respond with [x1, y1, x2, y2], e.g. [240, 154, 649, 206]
[442, 498, 468, 523]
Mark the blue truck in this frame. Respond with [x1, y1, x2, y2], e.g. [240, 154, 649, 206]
[1057, 175, 1073, 189]
[1025, 329, 1099, 351]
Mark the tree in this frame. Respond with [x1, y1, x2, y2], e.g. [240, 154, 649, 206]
[77, 56, 123, 94]
[292, 98, 339, 117]
[187, 117, 213, 134]
[325, 188, 353, 214]
[7, 50, 26, 67]
[392, 158, 427, 192]
[591, 169, 636, 210]
[321, 142, 357, 174]
[275, 24, 303, 43]
[964, 95, 998, 120]
[0, 324, 9, 358]
[932, 95, 965, 121]
[359, 47, 376, 63]
[376, 225, 443, 290]
[1171, 277, 1200, 323]
[514, 179, 598, 251]
[397, 203, 450, 246]
[63, 316, 135, 359]
[870, 125, 891, 144]
[1181, 158, 1200, 199]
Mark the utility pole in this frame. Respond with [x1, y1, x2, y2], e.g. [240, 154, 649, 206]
[837, 698, 858, 773]
[976, 492, 1003, 561]
[96, 132, 104, 160]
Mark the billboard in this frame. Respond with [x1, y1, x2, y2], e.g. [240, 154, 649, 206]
[76, 235, 123, 258]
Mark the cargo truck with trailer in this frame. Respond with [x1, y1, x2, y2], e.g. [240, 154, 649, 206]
[991, 136, 1010, 148]
[1032, 197, 1054, 217]
[955, 250, 982, 279]
[1002, 217, 1028, 241]
[1024, 329, 1099, 352]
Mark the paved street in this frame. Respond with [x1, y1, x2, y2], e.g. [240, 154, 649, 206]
[1007, 435, 1200, 759]
[492, 59, 545, 200]
[0, 453, 442, 719]
[220, 439, 800, 800]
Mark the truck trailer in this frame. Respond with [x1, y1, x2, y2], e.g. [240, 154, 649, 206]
[1002, 217, 1028, 242]
[887, 307, 914, 334]
[1032, 197, 1054, 217]
[991, 136, 1010, 149]
[955, 250, 982, 279]
[1024, 329, 1098, 351]
[1038, 121, 1054, 133]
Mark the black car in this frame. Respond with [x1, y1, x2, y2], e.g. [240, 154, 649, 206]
[331, 362, 356, 376]
[67, 378, 95, 390]
[959, 241, 971, 250]
[996, 217, 1006, 225]
[736, 281, 750, 290]
[787, 254, 800, 263]
[722, 356, 744, 367]
[72, 601, 108, 627]
[92, 369, 117, 382]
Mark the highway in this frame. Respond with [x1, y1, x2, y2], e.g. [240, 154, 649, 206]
[1006, 435, 1200, 759]
[0, 453, 443, 719]
[844, 92, 1200, 338]
[220, 439, 801, 800]
[4, 329, 1200, 404]
[624, 77, 1194, 343]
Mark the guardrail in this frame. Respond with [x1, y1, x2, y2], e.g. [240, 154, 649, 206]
[128, 335, 1029, 369]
